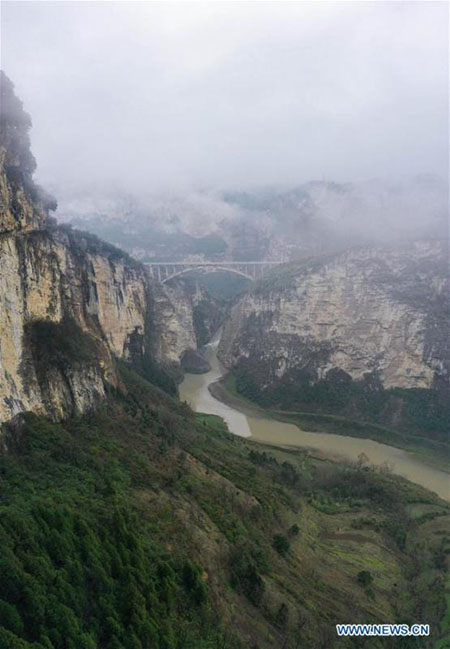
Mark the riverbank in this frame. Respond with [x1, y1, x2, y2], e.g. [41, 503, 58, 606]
[180, 337, 449, 500]
[210, 375, 450, 475]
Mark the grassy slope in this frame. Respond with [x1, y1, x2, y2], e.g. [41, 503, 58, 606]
[0, 365, 449, 649]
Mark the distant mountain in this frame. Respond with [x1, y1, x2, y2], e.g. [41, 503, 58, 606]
[53, 175, 448, 263]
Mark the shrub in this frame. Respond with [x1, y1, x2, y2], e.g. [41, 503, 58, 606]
[229, 548, 265, 607]
[138, 353, 177, 397]
[272, 534, 290, 557]
[25, 317, 98, 378]
[288, 524, 300, 537]
[274, 603, 289, 629]
[357, 571, 373, 587]
[0, 600, 24, 635]
[382, 519, 407, 550]
[181, 561, 207, 606]
[279, 462, 299, 487]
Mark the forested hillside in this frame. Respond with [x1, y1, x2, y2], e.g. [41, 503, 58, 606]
[1, 354, 449, 648]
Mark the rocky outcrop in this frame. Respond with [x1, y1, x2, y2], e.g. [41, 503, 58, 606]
[0, 72, 226, 425]
[148, 279, 225, 370]
[219, 241, 449, 395]
[0, 72, 54, 234]
[149, 282, 199, 366]
[181, 279, 225, 347]
[0, 223, 224, 424]
[180, 349, 210, 374]
[0, 226, 150, 423]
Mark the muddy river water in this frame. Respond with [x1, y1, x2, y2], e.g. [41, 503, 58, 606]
[179, 334, 449, 501]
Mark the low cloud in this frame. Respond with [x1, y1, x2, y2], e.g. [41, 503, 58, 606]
[2, 1, 448, 194]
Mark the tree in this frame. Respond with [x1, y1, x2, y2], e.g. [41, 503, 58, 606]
[275, 603, 289, 629]
[273, 534, 290, 557]
[289, 524, 300, 536]
[357, 570, 373, 587]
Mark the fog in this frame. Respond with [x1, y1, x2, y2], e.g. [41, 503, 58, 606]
[1, 1, 448, 196]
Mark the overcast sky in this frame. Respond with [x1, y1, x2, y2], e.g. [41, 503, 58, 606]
[1, 1, 448, 193]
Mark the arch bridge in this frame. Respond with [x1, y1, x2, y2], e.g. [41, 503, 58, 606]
[146, 260, 283, 284]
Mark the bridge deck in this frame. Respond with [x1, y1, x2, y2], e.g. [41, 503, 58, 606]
[145, 260, 283, 283]
[145, 261, 282, 266]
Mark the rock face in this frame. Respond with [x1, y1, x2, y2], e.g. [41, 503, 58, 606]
[0, 72, 219, 425]
[0, 72, 53, 234]
[219, 241, 449, 396]
[0, 226, 150, 423]
[0, 224, 219, 424]
[147, 279, 224, 366]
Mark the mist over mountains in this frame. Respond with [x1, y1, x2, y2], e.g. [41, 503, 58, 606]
[56, 173, 448, 262]
[4, 0, 447, 264]
[3, 1, 448, 193]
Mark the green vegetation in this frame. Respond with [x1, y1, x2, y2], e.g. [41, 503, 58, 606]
[0, 413, 226, 649]
[24, 318, 99, 385]
[226, 371, 450, 466]
[272, 534, 290, 557]
[57, 224, 141, 268]
[133, 352, 178, 397]
[0, 71, 37, 192]
[233, 365, 449, 439]
[357, 571, 374, 587]
[0, 347, 449, 646]
[289, 524, 300, 537]
[229, 545, 265, 607]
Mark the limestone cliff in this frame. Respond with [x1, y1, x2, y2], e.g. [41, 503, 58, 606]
[149, 282, 200, 366]
[0, 223, 218, 424]
[0, 72, 213, 425]
[219, 241, 449, 418]
[0, 225, 152, 423]
[148, 279, 225, 373]
[0, 72, 54, 234]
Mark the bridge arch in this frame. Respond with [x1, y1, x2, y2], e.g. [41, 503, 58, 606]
[161, 265, 253, 284]
[146, 260, 283, 283]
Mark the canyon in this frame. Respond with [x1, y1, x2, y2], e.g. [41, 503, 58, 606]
[1, 70, 448, 466]
[1, 71, 449, 649]
[218, 243, 449, 442]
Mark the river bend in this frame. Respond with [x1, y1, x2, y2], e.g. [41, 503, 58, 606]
[179, 335, 449, 501]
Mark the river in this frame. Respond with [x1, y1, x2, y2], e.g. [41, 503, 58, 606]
[179, 334, 449, 501]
